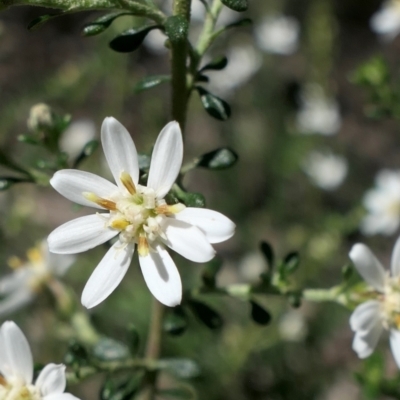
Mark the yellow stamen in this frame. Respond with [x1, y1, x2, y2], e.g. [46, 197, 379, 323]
[83, 192, 116, 211]
[156, 203, 186, 215]
[7, 256, 23, 270]
[120, 171, 136, 195]
[26, 247, 43, 265]
[110, 219, 130, 230]
[138, 235, 149, 257]
[395, 314, 400, 329]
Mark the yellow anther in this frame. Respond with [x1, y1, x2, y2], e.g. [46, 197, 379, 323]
[83, 192, 116, 211]
[0, 376, 6, 386]
[138, 235, 149, 257]
[395, 314, 400, 329]
[110, 219, 130, 230]
[26, 247, 43, 266]
[7, 256, 23, 270]
[156, 203, 186, 215]
[120, 171, 136, 195]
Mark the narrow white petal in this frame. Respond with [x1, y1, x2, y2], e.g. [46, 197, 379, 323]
[0, 290, 34, 318]
[35, 364, 66, 396]
[163, 219, 215, 263]
[81, 241, 135, 308]
[44, 393, 80, 400]
[349, 243, 386, 291]
[390, 329, 400, 368]
[42, 241, 76, 276]
[101, 117, 139, 189]
[352, 322, 383, 359]
[0, 321, 33, 384]
[147, 121, 183, 199]
[349, 300, 381, 332]
[48, 215, 118, 254]
[174, 208, 235, 243]
[0, 270, 31, 295]
[139, 245, 182, 307]
[391, 236, 400, 277]
[51, 170, 118, 209]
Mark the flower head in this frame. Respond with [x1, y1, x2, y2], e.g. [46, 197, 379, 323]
[0, 321, 79, 400]
[349, 239, 400, 367]
[370, 0, 400, 41]
[0, 241, 75, 317]
[48, 118, 235, 308]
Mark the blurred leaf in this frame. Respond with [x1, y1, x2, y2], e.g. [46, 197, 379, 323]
[138, 154, 151, 171]
[197, 87, 231, 121]
[0, 149, 30, 176]
[196, 74, 209, 83]
[283, 252, 300, 274]
[27, 14, 62, 30]
[341, 264, 353, 281]
[224, 18, 252, 29]
[0, 177, 30, 191]
[250, 301, 272, 325]
[109, 26, 160, 53]
[175, 190, 206, 208]
[202, 257, 223, 287]
[73, 140, 99, 168]
[164, 306, 187, 336]
[127, 323, 140, 355]
[82, 12, 133, 37]
[101, 373, 143, 400]
[93, 337, 131, 362]
[165, 15, 188, 44]
[188, 300, 223, 330]
[64, 340, 89, 367]
[221, 0, 248, 11]
[351, 56, 389, 87]
[260, 241, 274, 271]
[195, 148, 238, 170]
[158, 387, 194, 399]
[287, 291, 302, 308]
[18, 134, 40, 145]
[200, 56, 228, 72]
[134, 75, 171, 93]
[158, 358, 201, 379]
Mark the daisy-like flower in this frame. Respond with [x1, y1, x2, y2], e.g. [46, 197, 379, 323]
[360, 170, 400, 236]
[370, 0, 400, 41]
[0, 321, 79, 400]
[349, 239, 400, 367]
[0, 241, 75, 317]
[48, 118, 235, 308]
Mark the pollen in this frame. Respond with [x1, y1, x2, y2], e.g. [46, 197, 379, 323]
[110, 219, 130, 230]
[83, 192, 117, 211]
[156, 203, 186, 215]
[120, 171, 136, 195]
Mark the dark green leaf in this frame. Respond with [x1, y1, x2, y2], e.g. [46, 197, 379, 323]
[188, 300, 223, 330]
[18, 134, 40, 145]
[93, 337, 131, 362]
[73, 140, 99, 168]
[200, 56, 228, 72]
[196, 147, 238, 170]
[109, 26, 160, 53]
[158, 387, 194, 399]
[82, 12, 133, 37]
[284, 251, 300, 274]
[100, 373, 143, 400]
[287, 291, 302, 308]
[158, 358, 201, 379]
[0, 177, 29, 191]
[197, 87, 231, 121]
[164, 306, 187, 336]
[196, 74, 209, 83]
[221, 0, 248, 12]
[202, 257, 223, 288]
[250, 301, 271, 325]
[179, 192, 205, 208]
[27, 14, 61, 30]
[165, 15, 188, 44]
[224, 18, 252, 29]
[64, 340, 89, 367]
[341, 264, 353, 281]
[127, 323, 140, 355]
[134, 75, 171, 93]
[260, 241, 274, 271]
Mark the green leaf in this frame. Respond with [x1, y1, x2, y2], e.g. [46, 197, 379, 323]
[201, 257, 223, 288]
[200, 56, 228, 72]
[100, 373, 143, 400]
[18, 134, 40, 145]
[0, 177, 29, 191]
[73, 140, 99, 168]
[221, 0, 248, 12]
[250, 301, 271, 325]
[287, 291, 302, 308]
[165, 15, 188, 44]
[283, 251, 300, 274]
[224, 18, 252, 29]
[260, 241, 274, 271]
[188, 300, 223, 330]
[197, 87, 231, 121]
[127, 323, 140, 355]
[27, 14, 61, 30]
[158, 358, 201, 379]
[195, 147, 238, 170]
[109, 26, 160, 53]
[164, 306, 187, 336]
[82, 12, 133, 37]
[134, 75, 171, 93]
[195, 74, 209, 83]
[341, 264, 353, 281]
[93, 337, 131, 362]
[64, 340, 89, 367]
[179, 192, 206, 207]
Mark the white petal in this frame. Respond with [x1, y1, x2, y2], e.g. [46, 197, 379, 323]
[0, 270, 31, 295]
[349, 300, 381, 332]
[101, 117, 139, 190]
[391, 236, 400, 277]
[163, 219, 215, 262]
[44, 393, 80, 400]
[36, 364, 66, 396]
[0, 321, 33, 384]
[390, 329, 400, 368]
[352, 322, 383, 359]
[81, 241, 135, 308]
[139, 245, 182, 307]
[174, 208, 235, 243]
[0, 290, 34, 318]
[50, 170, 118, 209]
[48, 215, 118, 254]
[147, 121, 183, 199]
[349, 243, 386, 291]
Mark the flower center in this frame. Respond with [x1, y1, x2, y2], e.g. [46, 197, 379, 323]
[381, 276, 400, 329]
[84, 172, 185, 256]
[0, 378, 41, 400]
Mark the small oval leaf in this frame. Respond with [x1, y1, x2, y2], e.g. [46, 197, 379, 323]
[164, 306, 187, 336]
[188, 300, 223, 330]
[196, 147, 238, 170]
[158, 358, 201, 379]
[82, 12, 133, 37]
[260, 241, 274, 271]
[284, 251, 300, 274]
[200, 56, 228, 72]
[134, 75, 171, 93]
[250, 301, 272, 325]
[221, 0, 248, 12]
[27, 14, 60, 30]
[197, 87, 231, 121]
[93, 337, 131, 361]
[109, 26, 160, 53]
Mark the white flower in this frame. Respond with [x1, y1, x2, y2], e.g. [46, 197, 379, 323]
[360, 170, 400, 236]
[370, 0, 400, 41]
[48, 118, 235, 308]
[0, 241, 75, 318]
[255, 15, 299, 55]
[296, 84, 341, 136]
[302, 150, 348, 191]
[0, 321, 79, 400]
[349, 239, 400, 367]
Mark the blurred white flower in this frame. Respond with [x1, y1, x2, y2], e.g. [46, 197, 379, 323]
[302, 151, 348, 191]
[279, 310, 308, 342]
[255, 15, 300, 55]
[0, 241, 75, 317]
[48, 117, 235, 308]
[59, 119, 96, 161]
[349, 239, 400, 367]
[238, 251, 266, 282]
[370, 0, 400, 41]
[296, 84, 341, 136]
[361, 170, 400, 236]
[0, 320, 79, 400]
